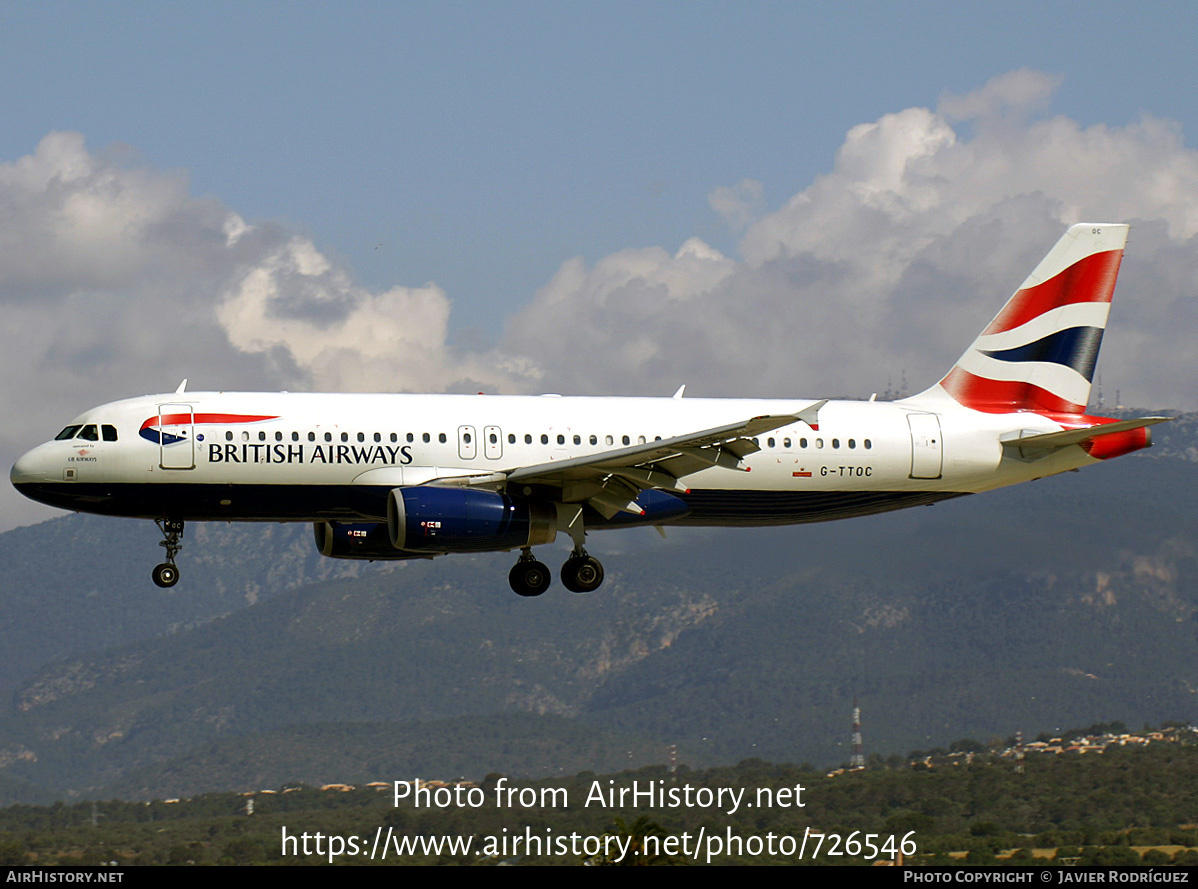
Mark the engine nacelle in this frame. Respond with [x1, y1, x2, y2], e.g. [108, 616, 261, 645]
[388, 487, 556, 553]
[313, 521, 432, 560]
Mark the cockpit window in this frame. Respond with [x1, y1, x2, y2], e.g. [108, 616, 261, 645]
[54, 423, 117, 441]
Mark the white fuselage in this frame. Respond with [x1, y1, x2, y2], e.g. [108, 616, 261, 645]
[11, 390, 1091, 527]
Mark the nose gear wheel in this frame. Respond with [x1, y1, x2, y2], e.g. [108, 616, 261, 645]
[152, 518, 184, 588]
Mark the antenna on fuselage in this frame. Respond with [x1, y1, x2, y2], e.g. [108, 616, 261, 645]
[175, 379, 188, 394]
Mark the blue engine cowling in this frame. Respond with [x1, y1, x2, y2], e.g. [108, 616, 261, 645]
[313, 521, 434, 560]
[388, 487, 557, 553]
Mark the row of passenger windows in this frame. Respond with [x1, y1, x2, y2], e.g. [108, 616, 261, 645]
[51, 422, 872, 453]
[761, 436, 872, 450]
[217, 428, 871, 451]
[55, 424, 118, 442]
[221, 429, 656, 445]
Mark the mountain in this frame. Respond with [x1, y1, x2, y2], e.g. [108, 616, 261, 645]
[0, 412, 1194, 802]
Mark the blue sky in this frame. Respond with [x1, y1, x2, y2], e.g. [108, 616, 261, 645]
[1, 2, 1196, 528]
[5, 2, 1194, 334]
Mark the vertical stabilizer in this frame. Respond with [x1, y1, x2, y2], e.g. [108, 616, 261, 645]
[922, 224, 1128, 414]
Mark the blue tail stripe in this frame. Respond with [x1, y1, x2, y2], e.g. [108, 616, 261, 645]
[981, 326, 1105, 381]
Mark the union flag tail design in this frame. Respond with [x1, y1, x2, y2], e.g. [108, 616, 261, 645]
[933, 224, 1128, 414]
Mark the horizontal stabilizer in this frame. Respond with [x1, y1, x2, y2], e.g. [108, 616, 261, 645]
[1002, 416, 1169, 460]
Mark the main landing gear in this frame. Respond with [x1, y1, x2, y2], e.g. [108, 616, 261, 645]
[508, 545, 605, 597]
[562, 547, 604, 593]
[509, 550, 551, 598]
[152, 518, 184, 588]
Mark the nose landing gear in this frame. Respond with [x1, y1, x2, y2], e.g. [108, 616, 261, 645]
[152, 518, 184, 588]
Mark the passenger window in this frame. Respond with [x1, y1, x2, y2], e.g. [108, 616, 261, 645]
[832, 438, 840, 449]
[422, 433, 430, 443]
[638, 435, 646, 444]
[800, 438, 808, 448]
[557, 434, 565, 445]
[407, 433, 414, 443]
[324, 433, 332, 442]
[292, 432, 300, 442]
[508, 434, 516, 444]
[767, 437, 775, 448]
[275, 431, 283, 441]
[783, 438, 791, 448]
[374, 432, 381, 442]
[226, 431, 234, 442]
[605, 435, 614, 445]
[243, 431, 251, 442]
[590, 435, 597, 445]
[308, 432, 316, 442]
[357, 432, 365, 443]
[438, 433, 447, 443]
[622, 435, 630, 445]
[490, 433, 498, 444]
[464, 432, 472, 444]
[341, 433, 349, 442]
[525, 434, 532, 444]
[816, 438, 824, 449]
[864, 439, 872, 450]
[389, 433, 397, 443]
[848, 439, 856, 449]
[573, 435, 581, 445]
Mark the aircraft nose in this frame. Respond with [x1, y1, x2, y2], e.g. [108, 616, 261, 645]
[11, 445, 52, 486]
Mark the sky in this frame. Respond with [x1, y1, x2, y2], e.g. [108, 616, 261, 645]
[1, 1, 1196, 530]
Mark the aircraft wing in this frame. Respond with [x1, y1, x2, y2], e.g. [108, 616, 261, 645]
[430, 401, 825, 518]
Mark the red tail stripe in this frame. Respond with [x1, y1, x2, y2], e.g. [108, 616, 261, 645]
[983, 250, 1122, 335]
[939, 367, 1085, 414]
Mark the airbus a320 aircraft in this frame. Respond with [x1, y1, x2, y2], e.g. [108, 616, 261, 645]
[11, 224, 1167, 596]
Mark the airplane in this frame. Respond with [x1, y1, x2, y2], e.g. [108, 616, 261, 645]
[10, 224, 1168, 597]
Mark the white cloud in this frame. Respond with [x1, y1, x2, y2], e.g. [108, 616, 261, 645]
[938, 69, 1062, 122]
[708, 178, 765, 231]
[506, 71, 1198, 409]
[217, 235, 529, 393]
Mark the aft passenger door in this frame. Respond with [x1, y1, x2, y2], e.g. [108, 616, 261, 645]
[907, 413, 942, 479]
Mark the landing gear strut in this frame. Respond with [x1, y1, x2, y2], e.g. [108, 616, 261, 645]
[561, 547, 604, 593]
[152, 518, 184, 588]
[509, 548, 551, 597]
